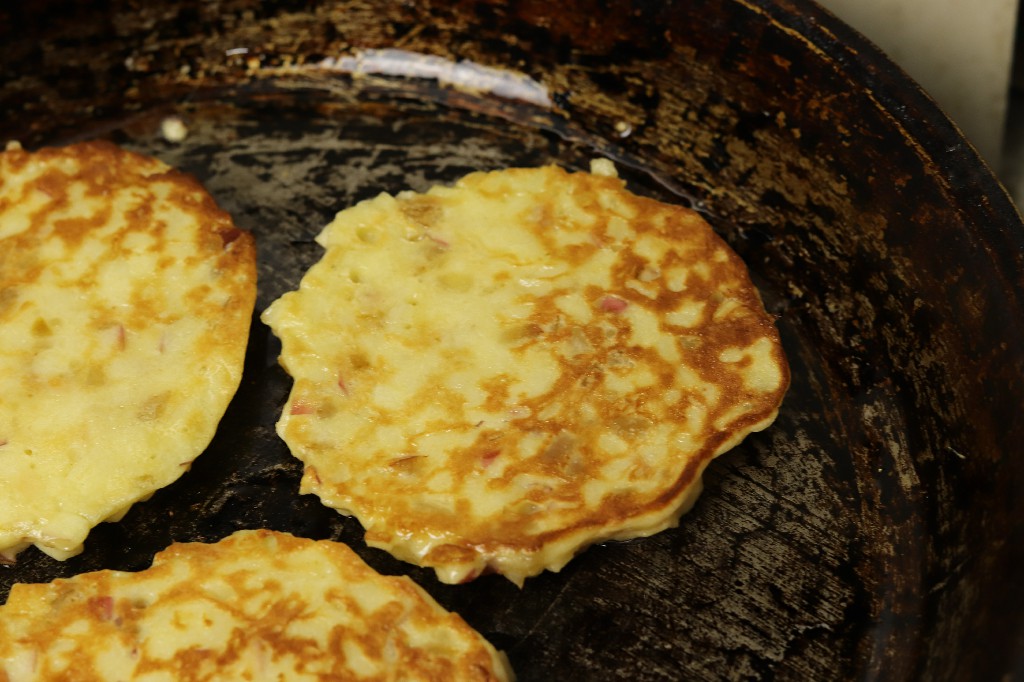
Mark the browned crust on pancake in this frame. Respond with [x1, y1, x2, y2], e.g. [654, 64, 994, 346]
[268, 164, 789, 583]
[0, 530, 513, 681]
[0, 140, 255, 323]
[0, 140, 257, 561]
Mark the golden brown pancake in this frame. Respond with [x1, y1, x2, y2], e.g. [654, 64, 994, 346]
[0, 530, 514, 681]
[262, 160, 789, 585]
[0, 140, 256, 562]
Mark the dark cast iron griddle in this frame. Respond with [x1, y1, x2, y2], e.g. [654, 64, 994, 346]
[1, 1, 1022, 680]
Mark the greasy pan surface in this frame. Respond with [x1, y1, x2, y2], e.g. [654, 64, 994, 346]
[2, 0, 1022, 679]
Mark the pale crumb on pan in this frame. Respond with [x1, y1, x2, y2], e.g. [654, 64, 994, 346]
[160, 115, 189, 142]
[590, 156, 618, 176]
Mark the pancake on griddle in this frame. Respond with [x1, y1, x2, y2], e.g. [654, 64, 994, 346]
[0, 141, 256, 562]
[262, 161, 789, 586]
[0, 529, 514, 681]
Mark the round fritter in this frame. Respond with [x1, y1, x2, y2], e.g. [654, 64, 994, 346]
[0, 141, 256, 562]
[0, 530, 513, 681]
[262, 161, 789, 585]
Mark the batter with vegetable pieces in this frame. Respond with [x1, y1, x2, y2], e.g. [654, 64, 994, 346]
[0, 530, 513, 681]
[0, 141, 256, 562]
[263, 160, 788, 586]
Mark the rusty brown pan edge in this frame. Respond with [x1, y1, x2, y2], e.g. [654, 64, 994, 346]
[770, 0, 1024, 667]
[743, 1, 1024, 676]
[750, 1, 1024, 677]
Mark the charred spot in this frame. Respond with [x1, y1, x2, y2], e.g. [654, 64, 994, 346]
[479, 449, 502, 468]
[349, 351, 371, 371]
[218, 226, 245, 247]
[30, 317, 52, 337]
[388, 455, 425, 473]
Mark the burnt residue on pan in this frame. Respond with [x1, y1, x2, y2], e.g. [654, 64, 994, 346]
[1, 1, 1022, 680]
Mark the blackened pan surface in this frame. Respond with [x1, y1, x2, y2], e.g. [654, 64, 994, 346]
[1, 1, 1022, 680]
